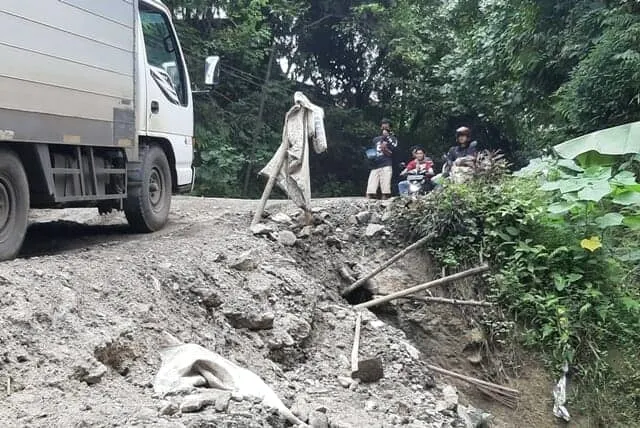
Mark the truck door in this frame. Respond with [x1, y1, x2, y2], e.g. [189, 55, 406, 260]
[139, 3, 194, 188]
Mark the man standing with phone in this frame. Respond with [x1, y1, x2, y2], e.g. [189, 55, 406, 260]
[366, 118, 398, 200]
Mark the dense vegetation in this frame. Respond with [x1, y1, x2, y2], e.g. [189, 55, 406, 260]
[163, 0, 640, 423]
[167, 0, 640, 197]
[391, 141, 640, 425]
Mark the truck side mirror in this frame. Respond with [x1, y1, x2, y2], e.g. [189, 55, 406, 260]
[204, 56, 220, 86]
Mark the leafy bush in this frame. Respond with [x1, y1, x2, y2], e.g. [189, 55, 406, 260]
[392, 157, 640, 423]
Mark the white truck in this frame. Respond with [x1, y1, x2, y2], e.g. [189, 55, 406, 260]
[0, 0, 219, 260]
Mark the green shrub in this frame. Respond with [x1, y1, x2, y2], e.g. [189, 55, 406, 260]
[392, 163, 640, 424]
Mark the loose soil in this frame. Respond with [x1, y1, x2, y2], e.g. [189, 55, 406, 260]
[0, 196, 570, 427]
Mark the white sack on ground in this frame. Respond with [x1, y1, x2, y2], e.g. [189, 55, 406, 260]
[259, 92, 327, 211]
[153, 333, 306, 426]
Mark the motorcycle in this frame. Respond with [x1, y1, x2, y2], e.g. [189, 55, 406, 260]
[399, 162, 434, 198]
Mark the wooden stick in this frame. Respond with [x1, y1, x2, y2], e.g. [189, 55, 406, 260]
[341, 235, 432, 296]
[251, 141, 288, 226]
[6, 377, 10, 396]
[354, 264, 490, 310]
[426, 363, 519, 395]
[350, 312, 362, 374]
[392, 294, 493, 307]
[476, 385, 518, 409]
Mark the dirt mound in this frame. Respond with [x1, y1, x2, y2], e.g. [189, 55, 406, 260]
[0, 197, 482, 428]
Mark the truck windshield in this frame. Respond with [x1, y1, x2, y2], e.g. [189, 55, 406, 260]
[140, 6, 187, 106]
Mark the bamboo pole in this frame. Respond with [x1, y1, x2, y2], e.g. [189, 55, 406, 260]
[251, 141, 288, 226]
[426, 363, 520, 396]
[353, 264, 489, 310]
[341, 235, 432, 296]
[476, 385, 518, 409]
[350, 312, 362, 374]
[393, 295, 493, 307]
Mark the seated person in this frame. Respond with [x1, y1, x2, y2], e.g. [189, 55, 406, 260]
[398, 148, 434, 195]
[443, 126, 477, 176]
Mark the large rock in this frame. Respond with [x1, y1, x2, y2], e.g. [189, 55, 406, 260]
[352, 357, 384, 383]
[190, 287, 222, 309]
[229, 250, 259, 271]
[337, 376, 354, 388]
[214, 392, 231, 412]
[179, 391, 232, 414]
[272, 212, 292, 224]
[297, 226, 314, 238]
[313, 224, 331, 236]
[308, 410, 329, 428]
[159, 401, 178, 416]
[457, 404, 492, 428]
[250, 223, 273, 235]
[364, 224, 385, 237]
[71, 356, 108, 385]
[180, 396, 206, 413]
[278, 230, 297, 246]
[280, 313, 311, 343]
[265, 330, 296, 350]
[435, 385, 458, 412]
[325, 236, 342, 249]
[223, 308, 275, 331]
[180, 395, 211, 413]
[355, 211, 372, 224]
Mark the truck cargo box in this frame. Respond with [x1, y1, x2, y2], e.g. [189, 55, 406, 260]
[0, 0, 136, 148]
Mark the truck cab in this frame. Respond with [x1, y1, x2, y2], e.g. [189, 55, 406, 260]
[0, 0, 219, 260]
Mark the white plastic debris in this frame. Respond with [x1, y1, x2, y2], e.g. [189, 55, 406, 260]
[552, 361, 571, 422]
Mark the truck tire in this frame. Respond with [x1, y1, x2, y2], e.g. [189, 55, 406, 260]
[125, 146, 172, 233]
[0, 149, 29, 261]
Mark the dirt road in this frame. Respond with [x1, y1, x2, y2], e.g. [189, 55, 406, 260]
[1, 196, 480, 428]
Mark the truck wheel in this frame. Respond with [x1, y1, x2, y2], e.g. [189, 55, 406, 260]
[0, 149, 29, 261]
[125, 146, 172, 232]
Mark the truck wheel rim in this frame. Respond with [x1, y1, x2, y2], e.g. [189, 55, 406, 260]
[148, 167, 165, 213]
[0, 178, 13, 240]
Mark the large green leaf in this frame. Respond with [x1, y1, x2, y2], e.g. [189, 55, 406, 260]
[622, 215, 640, 229]
[548, 201, 575, 214]
[613, 191, 640, 206]
[557, 159, 584, 172]
[595, 213, 624, 229]
[553, 121, 640, 160]
[611, 171, 638, 186]
[582, 166, 612, 180]
[540, 181, 562, 191]
[577, 181, 612, 201]
[558, 179, 587, 194]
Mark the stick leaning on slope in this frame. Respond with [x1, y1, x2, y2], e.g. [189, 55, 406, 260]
[354, 264, 490, 310]
[341, 234, 432, 296]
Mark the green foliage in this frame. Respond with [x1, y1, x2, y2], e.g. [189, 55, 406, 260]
[555, 9, 640, 133]
[164, 0, 640, 198]
[393, 153, 640, 424]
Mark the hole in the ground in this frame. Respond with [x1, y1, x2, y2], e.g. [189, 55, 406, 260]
[344, 287, 373, 305]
